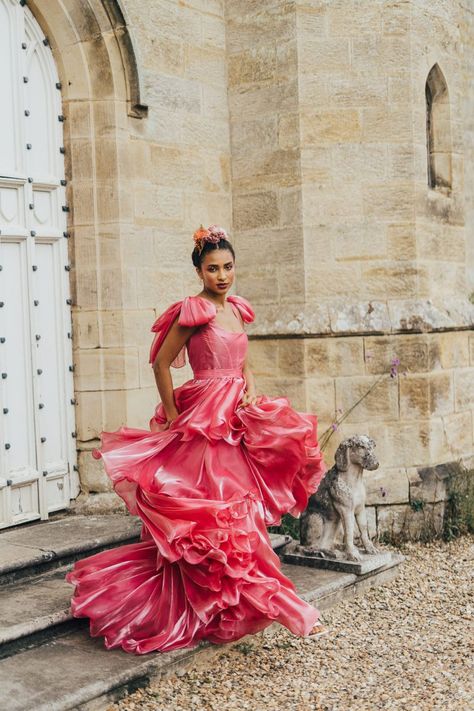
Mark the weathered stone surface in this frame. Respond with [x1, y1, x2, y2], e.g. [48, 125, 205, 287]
[364, 467, 409, 506]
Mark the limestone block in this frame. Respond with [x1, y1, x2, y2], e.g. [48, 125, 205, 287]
[75, 349, 102, 391]
[434, 333, 470, 369]
[142, 36, 185, 75]
[399, 375, 430, 420]
[278, 340, 305, 376]
[121, 231, 155, 269]
[237, 265, 279, 305]
[470, 335, 474, 366]
[264, 227, 303, 267]
[70, 139, 94, 181]
[326, 77, 388, 108]
[96, 232, 122, 271]
[442, 411, 474, 458]
[387, 144, 416, 180]
[102, 389, 128, 430]
[416, 224, 466, 262]
[332, 223, 387, 261]
[454, 368, 474, 411]
[364, 335, 430, 375]
[362, 184, 415, 223]
[328, 300, 391, 335]
[306, 377, 336, 423]
[254, 376, 306, 411]
[184, 190, 231, 230]
[72, 491, 126, 515]
[300, 110, 361, 144]
[99, 268, 137, 310]
[299, 38, 350, 72]
[305, 338, 365, 378]
[78, 450, 113, 494]
[233, 192, 279, 231]
[96, 184, 133, 225]
[303, 223, 334, 261]
[226, 3, 295, 53]
[382, 2, 410, 36]
[228, 80, 298, 118]
[306, 265, 362, 298]
[377, 502, 444, 539]
[71, 183, 95, 227]
[385, 419, 446, 468]
[74, 268, 99, 309]
[76, 391, 102, 442]
[134, 185, 184, 227]
[361, 107, 412, 144]
[228, 47, 276, 87]
[330, 143, 387, 182]
[386, 223, 417, 261]
[351, 37, 411, 73]
[360, 261, 420, 299]
[335, 375, 399, 423]
[364, 467, 409, 506]
[201, 11, 226, 50]
[429, 371, 454, 416]
[145, 73, 202, 115]
[181, 115, 230, 150]
[102, 348, 140, 391]
[279, 188, 302, 227]
[247, 340, 280, 377]
[136, 268, 182, 310]
[232, 115, 279, 157]
[185, 46, 226, 86]
[125, 386, 158, 429]
[399, 371, 453, 421]
[100, 310, 155, 348]
[74, 311, 100, 349]
[67, 101, 92, 140]
[407, 462, 453, 504]
[202, 83, 230, 119]
[94, 139, 119, 182]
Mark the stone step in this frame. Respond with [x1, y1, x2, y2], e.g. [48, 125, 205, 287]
[0, 515, 142, 586]
[0, 518, 290, 655]
[0, 548, 404, 711]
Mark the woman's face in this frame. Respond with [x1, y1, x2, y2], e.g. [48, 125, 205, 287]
[197, 249, 235, 295]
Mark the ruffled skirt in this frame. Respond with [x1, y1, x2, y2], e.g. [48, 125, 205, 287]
[66, 376, 327, 654]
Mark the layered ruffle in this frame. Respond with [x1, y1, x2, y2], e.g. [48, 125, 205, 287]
[66, 489, 319, 654]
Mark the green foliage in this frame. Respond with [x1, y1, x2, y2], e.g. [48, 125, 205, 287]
[268, 513, 300, 540]
[443, 462, 474, 541]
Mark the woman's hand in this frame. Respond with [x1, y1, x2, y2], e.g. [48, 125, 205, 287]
[163, 406, 180, 429]
[240, 390, 259, 407]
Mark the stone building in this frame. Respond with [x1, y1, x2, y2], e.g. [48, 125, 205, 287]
[0, 0, 473, 538]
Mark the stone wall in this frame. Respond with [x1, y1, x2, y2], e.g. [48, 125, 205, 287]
[39, 0, 473, 537]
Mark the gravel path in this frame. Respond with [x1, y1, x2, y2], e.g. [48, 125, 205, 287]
[110, 535, 473, 711]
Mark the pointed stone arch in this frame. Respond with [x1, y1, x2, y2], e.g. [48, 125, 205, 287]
[425, 63, 452, 194]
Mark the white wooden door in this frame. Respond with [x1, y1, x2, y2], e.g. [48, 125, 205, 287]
[0, 0, 79, 527]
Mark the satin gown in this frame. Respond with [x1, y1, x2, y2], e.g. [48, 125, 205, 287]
[65, 294, 327, 654]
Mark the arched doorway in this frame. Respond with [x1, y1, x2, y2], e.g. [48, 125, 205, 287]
[0, 0, 78, 527]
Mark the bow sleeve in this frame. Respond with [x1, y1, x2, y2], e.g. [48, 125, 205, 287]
[148, 296, 216, 369]
[226, 294, 255, 323]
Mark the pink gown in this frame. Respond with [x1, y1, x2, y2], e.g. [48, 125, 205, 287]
[65, 294, 327, 654]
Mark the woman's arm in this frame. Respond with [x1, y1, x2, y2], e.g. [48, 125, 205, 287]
[152, 316, 196, 425]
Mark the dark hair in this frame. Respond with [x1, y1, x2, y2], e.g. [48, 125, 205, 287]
[192, 238, 236, 268]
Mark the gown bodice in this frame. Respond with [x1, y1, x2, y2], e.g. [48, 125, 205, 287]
[149, 294, 255, 378]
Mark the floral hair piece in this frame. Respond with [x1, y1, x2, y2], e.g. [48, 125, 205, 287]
[192, 224, 229, 254]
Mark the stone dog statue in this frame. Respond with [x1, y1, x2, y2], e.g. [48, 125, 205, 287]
[300, 435, 380, 562]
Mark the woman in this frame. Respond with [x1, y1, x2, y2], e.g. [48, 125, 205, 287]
[66, 225, 330, 654]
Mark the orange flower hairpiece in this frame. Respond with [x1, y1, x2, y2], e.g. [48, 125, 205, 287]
[192, 224, 228, 254]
